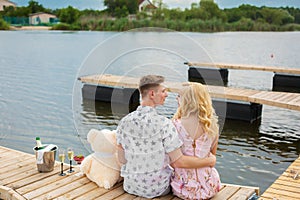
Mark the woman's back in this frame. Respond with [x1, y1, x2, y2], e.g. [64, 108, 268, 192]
[171, 119, 221, 200]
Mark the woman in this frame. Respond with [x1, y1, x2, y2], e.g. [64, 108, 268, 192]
[171, 82, 221, 200]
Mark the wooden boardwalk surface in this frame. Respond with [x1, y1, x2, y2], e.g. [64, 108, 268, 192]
[259, 156, 300, 200]
[185, 62, 300, 75]
[0, 146, 259, 200]
[79, 74, 300, 111]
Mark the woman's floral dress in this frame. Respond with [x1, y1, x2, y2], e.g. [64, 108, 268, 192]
[171, 119, 221, 200]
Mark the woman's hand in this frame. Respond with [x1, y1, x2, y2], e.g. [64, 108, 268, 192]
[207, 153, 216, 167]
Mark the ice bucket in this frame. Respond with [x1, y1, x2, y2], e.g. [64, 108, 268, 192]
[33, 144, 57, 172]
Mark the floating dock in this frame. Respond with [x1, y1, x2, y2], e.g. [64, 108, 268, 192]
[0, 145, 259, 200]
[184, 62, 300, 75]
[259, 156, 300, 200]
[185, 62, 300, 92]
[78, 74, 300, 111]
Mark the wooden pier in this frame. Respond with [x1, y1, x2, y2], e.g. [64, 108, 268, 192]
[259, 156, 300, 200]
[0, 145, 259, 200]
[184, 62, 300, 75]
[78, 74, 300, 111]
[185, 62, 300, 92]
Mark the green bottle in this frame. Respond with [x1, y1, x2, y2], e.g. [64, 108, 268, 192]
[36, 137, 44, 150]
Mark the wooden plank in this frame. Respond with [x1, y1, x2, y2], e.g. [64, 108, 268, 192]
[185, 62, 300, 75]
[288, 96, 300, 110]
[221, 183, 259, 197]
[211, 185, 240, 200]
[249, 91, 270, 99]
[73, 187, 109, 200]
[275, 93, 298, 103]
[1, 165, 38, 186]
[133, 197, 149, 200]
[0, 185, 26, 200]
[0, 155, 35, 174]
[268, 92, 287, 101]
[23, 172, 83, 199]
[228, 187, 257, 200]
[0, 158, 36, 179]
[32, 176, 91, 200]
[74, 182, 123, 200]
[16, 168, 76, 195]
[260, 187, 300, 200]
[113, 192, 137, 200]
[6, 164, 61, 189]
[270, 182, 300, 194]
[94, 185, 125, 200]
[57, 181, 99, 199]
[0, 154, 34, 169]
[0, 150, 17, 159]
[0, 147, 9, 153]
[257, 197, 273, 200]
[277, 175, 300, 185]
[260, 191, 299, 200]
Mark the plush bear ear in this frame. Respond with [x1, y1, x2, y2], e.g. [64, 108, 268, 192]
[87, 129, 98, 143]
[105, 130, 117, 146]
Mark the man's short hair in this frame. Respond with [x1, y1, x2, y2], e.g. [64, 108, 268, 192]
[139, 75, 165, 97]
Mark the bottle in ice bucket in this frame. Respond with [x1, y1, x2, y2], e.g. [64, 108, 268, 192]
[36, 137, 44, 150]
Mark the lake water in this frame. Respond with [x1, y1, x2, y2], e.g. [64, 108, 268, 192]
[0, 30, 299, 193]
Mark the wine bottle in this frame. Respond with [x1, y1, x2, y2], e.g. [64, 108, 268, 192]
[36, 137, 44, 150]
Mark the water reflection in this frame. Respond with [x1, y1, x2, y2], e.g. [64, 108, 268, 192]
[220, 119, 299, 161]
[81, 99, 138, 126]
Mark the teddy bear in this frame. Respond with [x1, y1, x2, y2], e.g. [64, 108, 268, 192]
[80, 129, 122, 189]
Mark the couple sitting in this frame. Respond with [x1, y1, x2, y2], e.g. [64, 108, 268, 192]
[116, 75, 221, 199]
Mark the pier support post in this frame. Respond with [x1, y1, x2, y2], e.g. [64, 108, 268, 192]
[273, 73, 300, 93]
[213, 99, 262, 123]
[188, 67, 228, 85]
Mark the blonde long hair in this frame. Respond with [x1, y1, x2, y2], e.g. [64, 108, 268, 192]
[173, 82, 219, 138]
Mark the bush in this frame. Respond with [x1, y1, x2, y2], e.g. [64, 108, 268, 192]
[279, 23, 300, 31]
[52, 23, 72, 30]
[0, 18, 10, 30]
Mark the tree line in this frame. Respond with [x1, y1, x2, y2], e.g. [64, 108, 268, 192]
[1, 0, 300, 31]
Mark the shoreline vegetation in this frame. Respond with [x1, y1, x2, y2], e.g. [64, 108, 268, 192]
[1, 0, 300, 32]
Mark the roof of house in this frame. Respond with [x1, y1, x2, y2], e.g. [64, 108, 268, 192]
[29, 12, 57, 17]
[0, 0, 17, 6]
[138, 0, 156, 9]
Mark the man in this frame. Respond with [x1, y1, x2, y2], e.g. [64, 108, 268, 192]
[116, 75, 216, 198]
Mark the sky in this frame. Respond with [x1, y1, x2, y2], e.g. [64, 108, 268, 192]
[12, 0, 300, 10]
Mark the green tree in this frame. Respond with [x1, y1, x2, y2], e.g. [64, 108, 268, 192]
[282, 7, 300, 23]
[115, 6, 129, 18]
[295, 13, 300, 24]
[199, 0, 219, 19]
[104, 0, 138, 16]
[260, 8, 294, 25]
[27, 0, 46, 13]
[56, 6, 80, 24]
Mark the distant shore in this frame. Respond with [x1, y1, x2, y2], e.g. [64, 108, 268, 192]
[10, 26, 52, 31]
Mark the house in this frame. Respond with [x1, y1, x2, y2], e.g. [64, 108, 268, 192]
[138, 0, 156, 12]
[0, 0, 16, 11]
[29, 12, 58, 25]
